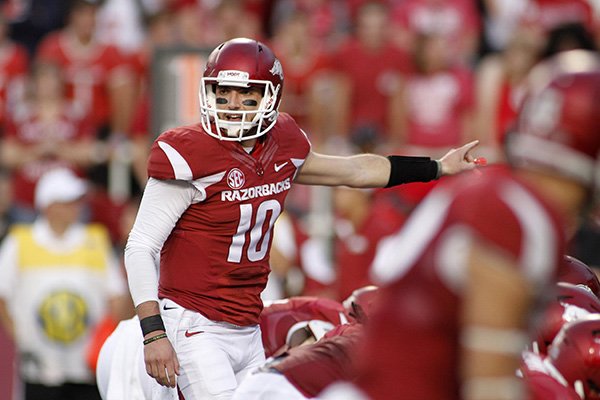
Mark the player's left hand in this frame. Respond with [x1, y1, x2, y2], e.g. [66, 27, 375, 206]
[438, 140, 481, 176]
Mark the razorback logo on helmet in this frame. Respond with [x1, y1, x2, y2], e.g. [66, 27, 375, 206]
[270, 59, 283, 80]
[227, 168, 245, 189]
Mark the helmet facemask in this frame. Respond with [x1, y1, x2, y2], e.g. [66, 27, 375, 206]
[199, 70, 280, 141]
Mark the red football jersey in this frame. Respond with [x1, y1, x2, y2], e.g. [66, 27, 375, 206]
[148, 113, 311, 326]
[259, 296, 348, 358]
[355, 166, 566, 400]
[274, 322, 364, 398]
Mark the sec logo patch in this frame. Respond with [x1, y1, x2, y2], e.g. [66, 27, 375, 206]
[227, 168, 245, 189]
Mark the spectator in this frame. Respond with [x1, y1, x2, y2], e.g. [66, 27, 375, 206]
[475, 24, 544, 162]
[390, 32, 476, 157]
[330, 1, 411, 148]
[0, 61, 98, 222]
[269, 10, 335, 146]
[35, 0, 135, 139]
[389, 0, 481, 65]
[0, 168, 130, 400]
[0, 12, 29, 132]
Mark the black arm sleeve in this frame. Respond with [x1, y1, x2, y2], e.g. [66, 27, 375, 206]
[385, 156, 441, 188]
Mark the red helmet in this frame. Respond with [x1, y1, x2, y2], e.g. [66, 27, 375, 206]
[559, 255, 600, 298]
[342, 285, 379, 324]
[199, 37, 284, 141]
[548, 315, 600, 399]
[507, 50, 600, 187]
[533, 282, 600, 354]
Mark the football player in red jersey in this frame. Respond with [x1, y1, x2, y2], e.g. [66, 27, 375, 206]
[321, 49, 600, 400]
[232, 286, 379, 399]
[522, 315, 600, 400]
[531, 282, 600, 355]
[259, 296, 348, 358]
[123, 37, 479, 399]
[558, 255, 600, 298]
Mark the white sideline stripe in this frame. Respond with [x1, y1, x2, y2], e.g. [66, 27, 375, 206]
[191, 172, 226, 202]
[158, 141, 193, 180]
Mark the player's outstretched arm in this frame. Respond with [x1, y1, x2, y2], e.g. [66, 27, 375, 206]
[295, 140, 480, 188]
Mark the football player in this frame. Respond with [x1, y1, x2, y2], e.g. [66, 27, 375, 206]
[231, 287, 379, 399]
[531, 282, 600, 355]
[522, 315, 600, 400]
[259, 296, 348, 358]
[321, 49, 600, 400]
[558, 255, 600, 298]
[123, 37, 480, 399]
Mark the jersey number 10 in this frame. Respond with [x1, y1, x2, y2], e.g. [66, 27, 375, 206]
[227, 199, 282, 263]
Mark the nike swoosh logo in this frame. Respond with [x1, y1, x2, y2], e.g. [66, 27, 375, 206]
[163, 304, 177, 311]
[184, 329, 205, 337]
[274, 162, 288, 172]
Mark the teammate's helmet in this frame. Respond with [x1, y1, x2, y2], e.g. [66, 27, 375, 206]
[342, 285, 379, 324]
[199, 37, 284, 141]
[548, 315, 600, 399]
[506, 50, 600, 187]
[559, 255, 600, 298]
[533, 282, 600, 354]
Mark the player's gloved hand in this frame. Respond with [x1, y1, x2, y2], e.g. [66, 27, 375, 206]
[143, 332, 180, 388]
[438, 140, 480, 176]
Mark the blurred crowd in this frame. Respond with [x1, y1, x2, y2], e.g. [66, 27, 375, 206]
[0, 0, 596, 295]
[0, 0, 599, 398]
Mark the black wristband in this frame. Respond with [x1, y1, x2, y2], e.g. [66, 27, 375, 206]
[385, 155, 440, 188]
[140, 314, 166, 336]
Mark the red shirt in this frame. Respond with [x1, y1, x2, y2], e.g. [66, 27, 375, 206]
[0, 41, 28, 127]
[334, 38, 411, 138]
[271, 41, 331, 127]
[355, 166, 566, 400]
[526, 0, 594, 32]
[4, 102, 95, 207]
[36, 32, 130, 128]
[405, 67, 474, 148]
[147, 113, 311, 326]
